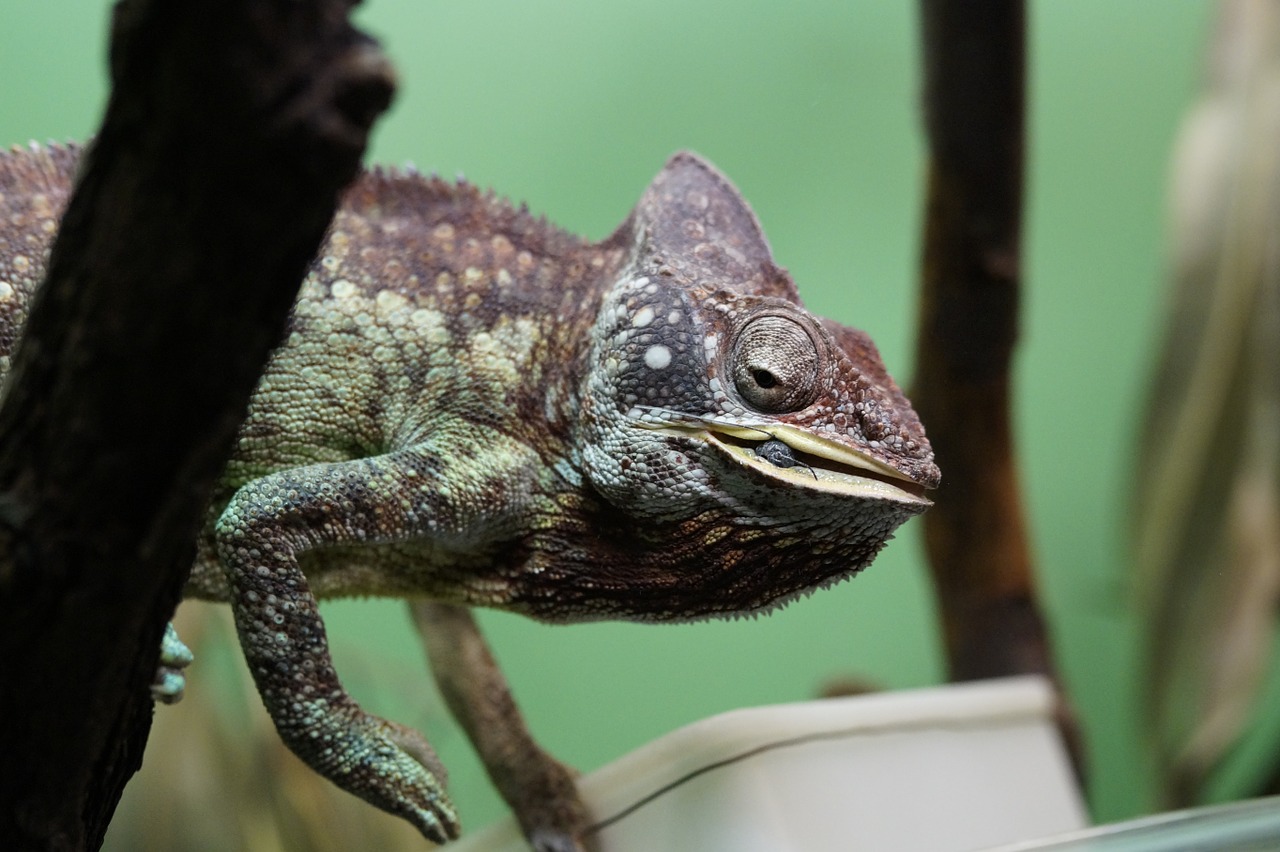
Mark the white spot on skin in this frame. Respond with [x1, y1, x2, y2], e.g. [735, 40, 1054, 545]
[632, 307, 655, 328]
[0, 281, 12, 301]
[644, 344, 672, 370]
[331, 279, 357, 299]
[668, 310, 681, 325]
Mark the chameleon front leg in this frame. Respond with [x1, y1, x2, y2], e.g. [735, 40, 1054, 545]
[411, 601, 595, 852]
[215, 452, 461, 843]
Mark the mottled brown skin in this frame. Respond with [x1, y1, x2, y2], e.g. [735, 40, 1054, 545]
[0, 142, 937, 848]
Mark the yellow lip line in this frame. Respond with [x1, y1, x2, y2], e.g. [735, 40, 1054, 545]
[705, 430, 929, 505]
[632, 414, 928, 504]
[709, 422, 915, 484]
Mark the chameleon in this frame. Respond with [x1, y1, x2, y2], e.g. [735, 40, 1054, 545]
[0, 142, 938, 848]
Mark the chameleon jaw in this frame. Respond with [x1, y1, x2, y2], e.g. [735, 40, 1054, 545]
[706, 423, 931, 505]
[630, 410, 930, 505]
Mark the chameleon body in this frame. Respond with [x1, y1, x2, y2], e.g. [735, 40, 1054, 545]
[0, 142, 938, 846]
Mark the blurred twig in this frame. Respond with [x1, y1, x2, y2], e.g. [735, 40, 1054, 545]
[913, 0, 1081, 764]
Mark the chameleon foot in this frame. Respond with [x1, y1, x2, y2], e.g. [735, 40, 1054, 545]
[323, 712, 461, 844]
[150, 622, 194, 704]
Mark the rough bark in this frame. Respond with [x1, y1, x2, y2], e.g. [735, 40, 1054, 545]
[0, 1, 393, 849]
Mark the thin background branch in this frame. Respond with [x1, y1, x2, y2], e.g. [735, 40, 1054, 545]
[913, 0, 1080, 763]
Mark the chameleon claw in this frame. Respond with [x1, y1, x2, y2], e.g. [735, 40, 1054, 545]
[377, 719, 460, 841]
[324, 713, 461, 843]
[160, 622, 195, 667]
[409, 806, 456, 846]
[151, 622, 194, 704]
[386, 762, 461, 843]
[389, 735, 460, 842]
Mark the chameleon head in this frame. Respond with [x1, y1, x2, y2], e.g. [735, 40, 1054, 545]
[572, 153, 940, 619]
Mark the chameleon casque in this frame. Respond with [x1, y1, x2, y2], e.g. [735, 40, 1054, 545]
[0, 142, 938, 847]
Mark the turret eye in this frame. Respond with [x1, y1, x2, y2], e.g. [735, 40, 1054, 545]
[731, 316, 819, 412]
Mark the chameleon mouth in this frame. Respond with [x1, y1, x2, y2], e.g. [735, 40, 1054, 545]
[705, 424, 930, 505]
[630, 409, 930, 505]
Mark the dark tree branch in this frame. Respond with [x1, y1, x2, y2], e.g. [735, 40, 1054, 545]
[913, 0, 1081, 761]
[0, 1, 394, 848]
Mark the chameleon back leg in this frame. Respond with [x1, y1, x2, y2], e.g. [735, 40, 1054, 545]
[412, 600, 595, 851]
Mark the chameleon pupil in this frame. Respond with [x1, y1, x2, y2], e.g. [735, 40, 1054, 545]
[752, 368, 777, 389]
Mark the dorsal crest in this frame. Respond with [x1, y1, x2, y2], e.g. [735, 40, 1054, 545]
[341, 165, 590, 262]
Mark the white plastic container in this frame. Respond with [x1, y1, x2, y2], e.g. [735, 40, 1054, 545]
[454, 675, 1087, 851]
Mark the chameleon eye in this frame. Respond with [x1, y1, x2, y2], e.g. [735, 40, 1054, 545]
[731, 315, 819, 412]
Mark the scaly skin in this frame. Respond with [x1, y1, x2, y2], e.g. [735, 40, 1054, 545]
[0, 141, 938, 846]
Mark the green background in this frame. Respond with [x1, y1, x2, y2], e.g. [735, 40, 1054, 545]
[1, 0, 1213, 834]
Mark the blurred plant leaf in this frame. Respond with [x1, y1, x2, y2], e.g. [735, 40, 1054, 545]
[1134, 0, 1280, 807]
